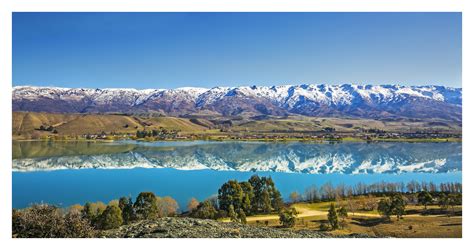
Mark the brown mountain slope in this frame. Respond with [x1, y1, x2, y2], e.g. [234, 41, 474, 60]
[12, 112, 208, 139]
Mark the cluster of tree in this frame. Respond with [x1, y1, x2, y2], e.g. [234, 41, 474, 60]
[188, 175, 284, 224]
[219, 175, 283, 216]
[135, 128, 179, 139]
[12, 192, 179, 238]
[37, 125, 58, 134]
[377, 193, 407, 221]
[416, 191, 462, 215]
[302, 181, 462, 203]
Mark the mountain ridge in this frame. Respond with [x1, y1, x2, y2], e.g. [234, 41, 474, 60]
[13, 84, 462, 121]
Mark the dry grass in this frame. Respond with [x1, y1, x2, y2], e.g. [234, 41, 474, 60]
[246, 202, 462, 238]
[12, 112, 209, 139]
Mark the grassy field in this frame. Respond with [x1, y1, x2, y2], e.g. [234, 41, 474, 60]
[242, 201, 462, 238]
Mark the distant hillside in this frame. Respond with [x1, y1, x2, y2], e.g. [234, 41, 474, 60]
[13, 112, 209, 139]
[12, 111, 461, 140]
[13, 84, 462, 121]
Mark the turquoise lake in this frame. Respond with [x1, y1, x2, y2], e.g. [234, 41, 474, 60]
[12, 140, 462, 209]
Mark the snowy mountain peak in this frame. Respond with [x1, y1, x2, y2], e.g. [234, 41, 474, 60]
[12, 84, 462, 121]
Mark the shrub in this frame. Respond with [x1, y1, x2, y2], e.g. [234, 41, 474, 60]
[228, 204, 239, 222]
[190, 200, 218, 219]
[156, 196, 179, 217]
[279, 207, 297, 228]
[82, 201, 106, 224]
[319, 222, 330, 231]
[238, 209, 247, 224]
[134, 192, 159, 220]
[337, 206, 348, 221]
[187, 197, 200, 212]
[63, 209, 96, 237]
[97, 204, 123, 230]
[13, 204, 65, 238]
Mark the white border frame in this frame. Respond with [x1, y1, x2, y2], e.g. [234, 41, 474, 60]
[0, 1, 471, 249]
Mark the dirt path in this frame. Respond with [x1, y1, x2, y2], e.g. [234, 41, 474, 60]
[242, 207, 327, 222]
[229, 206, 449, 223]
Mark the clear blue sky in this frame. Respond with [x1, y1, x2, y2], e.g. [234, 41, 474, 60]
[13, 12, 462, 89]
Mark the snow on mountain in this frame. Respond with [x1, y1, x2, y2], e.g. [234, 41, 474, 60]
[12, 84, 462, 120]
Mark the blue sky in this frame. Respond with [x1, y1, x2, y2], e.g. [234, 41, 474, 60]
[13, 12, 462, 89]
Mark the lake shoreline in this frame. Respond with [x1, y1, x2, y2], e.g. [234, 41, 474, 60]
[11, 136, 462, 144]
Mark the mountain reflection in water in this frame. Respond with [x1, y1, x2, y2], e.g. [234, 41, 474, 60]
[13, 141, 461, 174]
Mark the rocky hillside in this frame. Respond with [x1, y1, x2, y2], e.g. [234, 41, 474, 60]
[13, 84, 462, 121]
[100, 217, 371, 238]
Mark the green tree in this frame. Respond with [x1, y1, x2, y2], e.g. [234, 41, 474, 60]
[134, 192, 159, 220]
[270, 189, 284, 212]
[218, 180, 244, 212]
[377, 194, 406, 221]
[265, 177, 284, 211]
[238, 209, 247, 224]
[82, 202, 106, 225]
[97, 204, 123, 230]
[327, 203, 339, 230]
[444, 193, 461, 216]
[228, 204, 239, 222]
[239, 181, 254, 214]
[391, 193, 406, 221]
[337, 206, 348, 224]
[118, 197, 134, 224]
[279, 207, 298, 228]
[249, 175, 264, 212]
[261, 189, 273, 213]
[418, 191, 433, 210]
[377, 198, 392, 220]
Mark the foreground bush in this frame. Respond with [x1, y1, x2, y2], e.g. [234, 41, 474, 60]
[279, 207, 297, 228]
[13, 204, 95, 238]
[97, 204, 123, 230]
[190, 200, 219, 219]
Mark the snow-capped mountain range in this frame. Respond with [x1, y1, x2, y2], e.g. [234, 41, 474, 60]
[13, 84, 462, 121]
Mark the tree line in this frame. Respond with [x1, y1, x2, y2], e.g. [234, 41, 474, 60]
[301, 180, 461, 203]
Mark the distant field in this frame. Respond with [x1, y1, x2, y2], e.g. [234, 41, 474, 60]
[12, 112, 208, 139]
[233, 116, 461, 133]
[12, 111, 461, 140]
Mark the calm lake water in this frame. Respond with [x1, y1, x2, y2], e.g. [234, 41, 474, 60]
[12, 140, 462, 209]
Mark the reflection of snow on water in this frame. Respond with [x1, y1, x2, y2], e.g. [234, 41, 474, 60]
[13, 141, 462, 174]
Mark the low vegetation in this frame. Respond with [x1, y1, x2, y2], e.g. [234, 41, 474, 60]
[13, 192, 179, 238]
[12, 177, 462, 238]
